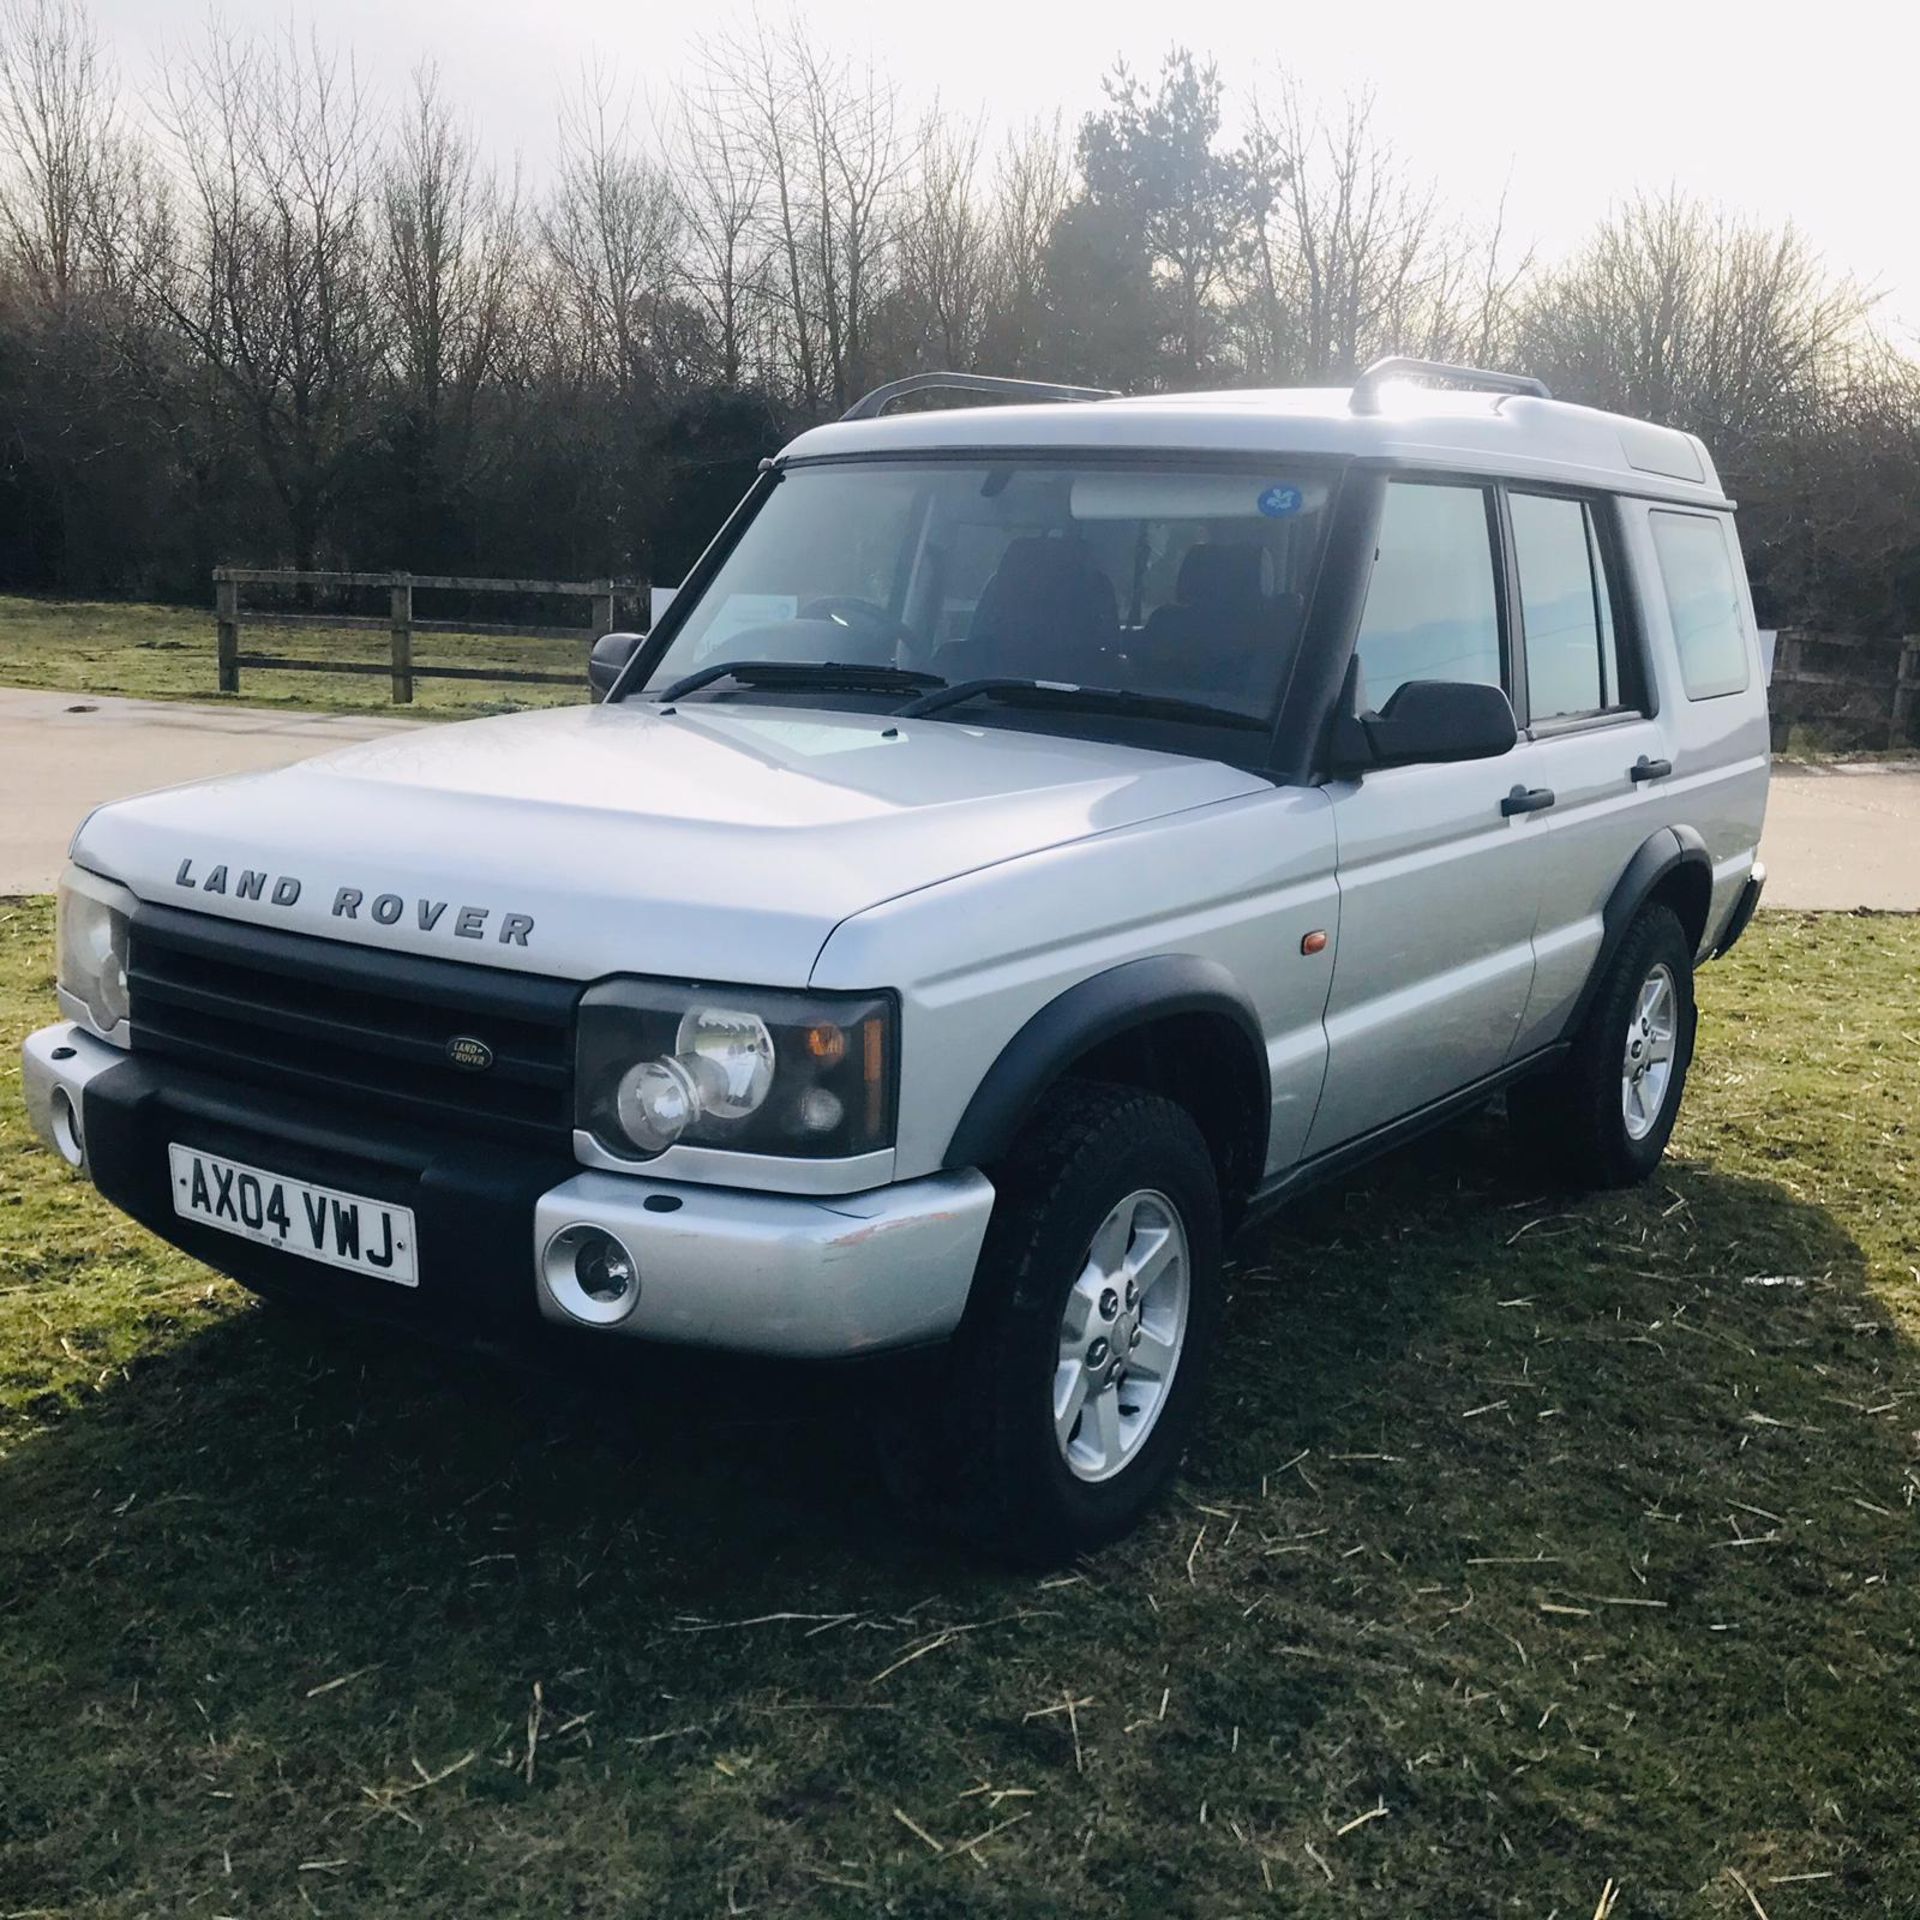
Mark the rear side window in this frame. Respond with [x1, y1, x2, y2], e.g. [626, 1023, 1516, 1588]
[1510, 492, 1624, 722]
[1352, 482, 1502, 709]
[1649, 511, 1750, 700]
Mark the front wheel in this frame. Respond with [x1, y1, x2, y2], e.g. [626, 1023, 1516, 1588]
[929, 1083, 1223, 1564]
[1510, 902, 1697, 1186]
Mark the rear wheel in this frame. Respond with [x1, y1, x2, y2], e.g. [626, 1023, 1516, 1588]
[1510, 902, 1697, 1187]
[918, 1082, 1223, 1564]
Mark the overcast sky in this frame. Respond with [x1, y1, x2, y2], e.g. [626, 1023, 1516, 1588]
[84, 0, 1920, 337]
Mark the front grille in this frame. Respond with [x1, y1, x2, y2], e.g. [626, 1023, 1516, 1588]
[128, 905, 579, 1149]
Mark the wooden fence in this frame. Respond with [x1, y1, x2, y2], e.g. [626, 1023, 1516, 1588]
[213, 568, 643, 703]
[1767, 629, 1920, 752]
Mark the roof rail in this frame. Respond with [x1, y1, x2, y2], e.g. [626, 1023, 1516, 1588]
[1350, 356, 1551, 416]
[841, 371, 1120, 423]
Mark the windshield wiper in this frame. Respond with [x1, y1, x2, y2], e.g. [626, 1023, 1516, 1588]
[656, 659, 945, 702]
[895, 677, 1268, 732]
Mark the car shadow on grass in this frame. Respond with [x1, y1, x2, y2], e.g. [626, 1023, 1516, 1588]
[3, 1114, 1914, 1914]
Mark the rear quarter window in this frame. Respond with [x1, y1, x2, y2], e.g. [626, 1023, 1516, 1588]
[1649, 511, 1751, 700]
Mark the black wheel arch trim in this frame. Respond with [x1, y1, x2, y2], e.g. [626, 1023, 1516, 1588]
[941, 956, 1270, 1177]
[1565, 825, 1712, 1034]
[1711, 860, 1765, 958]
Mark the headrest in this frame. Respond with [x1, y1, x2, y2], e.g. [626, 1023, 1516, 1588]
[1176, 543, 1268, 611]
[990, 536, 1100, 592]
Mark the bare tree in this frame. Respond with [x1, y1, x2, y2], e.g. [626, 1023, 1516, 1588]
[541, 65, 683, 405]
[1520, 192, 1872, 441]
[671, 68, 767, 388]
[1451, 182, 1533, 369]
[794, 31, 909, 407]
[1240, 81, 1458, 380]
[897, 106, 989, 368]
[156, 22, 381, 571]
[0, 0, 157, 301]
[699, 19, 818, 408]
[381, 62, 520, 469]
[978, 114, 1069, 372]
[0, 0, 106, 300]
[698, 19, 910, 413]
[0, 0, 181, 584]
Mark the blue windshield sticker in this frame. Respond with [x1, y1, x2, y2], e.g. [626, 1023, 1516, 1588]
[1257, 485, 1304, 518]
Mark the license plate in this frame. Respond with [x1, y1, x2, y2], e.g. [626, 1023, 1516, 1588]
[168, 1145, 419, 1287]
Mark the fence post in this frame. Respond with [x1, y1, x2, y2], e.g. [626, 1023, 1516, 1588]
[215, 569, 240, 694]
[590, 579, 615, 641]
[389, 573, 414, 704]
[1893, 636, 1920, 749]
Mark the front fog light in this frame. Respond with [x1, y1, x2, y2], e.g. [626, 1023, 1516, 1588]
[49, 1087, 85, 1168]
[543, 1224, 640, 1326]
[575, 1233, 636, 1304]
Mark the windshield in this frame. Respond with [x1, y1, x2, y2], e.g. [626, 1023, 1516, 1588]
[638, 459, 1333, 729]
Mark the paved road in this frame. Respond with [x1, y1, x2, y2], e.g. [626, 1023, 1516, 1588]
[0, 686, 1913, 909]
[1764, 761, 1920, 911]
[0, 688, 420, 894]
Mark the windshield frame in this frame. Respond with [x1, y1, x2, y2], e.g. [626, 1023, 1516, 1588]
[608, 446, 1354, 772]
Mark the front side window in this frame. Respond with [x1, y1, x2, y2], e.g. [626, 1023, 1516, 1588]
[640, 460, 1335, 729]
[1350, 481, 1502, 710]
[1649, 511, 1750, 700]
[1510, 492, 1625, 722]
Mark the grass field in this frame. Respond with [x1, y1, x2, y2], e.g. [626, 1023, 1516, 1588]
[3, 903, 1917, 1918]
[0, 594, 591, 719]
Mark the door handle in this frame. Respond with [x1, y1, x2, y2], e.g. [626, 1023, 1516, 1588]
[1629, 755, 1673, 783]
[1501, 784, 1556, 817]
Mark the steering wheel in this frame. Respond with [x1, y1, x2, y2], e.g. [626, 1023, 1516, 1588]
[798, 596, 917, 657]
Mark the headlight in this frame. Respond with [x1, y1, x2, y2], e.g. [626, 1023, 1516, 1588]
[577, 980, 896, 1162]
[56, 875, 131, 1036]
[675, 1006, 776, 1119]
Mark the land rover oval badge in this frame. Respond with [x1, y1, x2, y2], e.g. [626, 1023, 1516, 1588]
[446, 1035, 494, 1072]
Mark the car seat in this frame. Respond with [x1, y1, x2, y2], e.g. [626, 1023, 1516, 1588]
[941, 535, 1120, 684]
[1137, 543, 1301, 703]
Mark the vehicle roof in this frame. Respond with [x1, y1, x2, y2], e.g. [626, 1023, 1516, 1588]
[780, 386, 1730, 507]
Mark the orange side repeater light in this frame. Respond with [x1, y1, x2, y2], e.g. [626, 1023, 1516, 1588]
[863, 1015, 886, 1136]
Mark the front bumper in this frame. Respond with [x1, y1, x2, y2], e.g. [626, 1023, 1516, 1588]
[22, 1022, 995, 1359]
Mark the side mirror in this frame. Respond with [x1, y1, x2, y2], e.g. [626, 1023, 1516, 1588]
[1364, 678, 1518, 766]
[1326, 665, 1517, 775]
[589, 630, 644, 699]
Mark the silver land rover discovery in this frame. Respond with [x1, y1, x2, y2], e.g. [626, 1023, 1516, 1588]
[24, 360, 1769, 1559]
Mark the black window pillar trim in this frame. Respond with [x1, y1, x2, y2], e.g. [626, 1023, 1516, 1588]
[1270, 465, 1387, 787]
[1491, 480, 1530, 730]
[608, 461, 785, 703]
[1583, 498, 1614, 709]
[1594, 491, 1658, 719]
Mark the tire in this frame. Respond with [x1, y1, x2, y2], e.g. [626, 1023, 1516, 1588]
[917, 1081, 1224, 1565]
[1509, 902, 1697, 1187]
